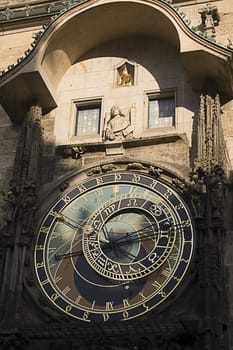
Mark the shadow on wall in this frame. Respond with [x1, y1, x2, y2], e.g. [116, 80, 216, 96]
[75, 35, 200, 112]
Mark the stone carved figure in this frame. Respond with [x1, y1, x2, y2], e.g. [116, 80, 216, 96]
[3, 189, 18, 226]
[198, 2, 220, 37]
[104, 106, 133, 141]
[189, 171, 207, 218]
[22, 182, 38, 235]
[209, 165, 226, 218]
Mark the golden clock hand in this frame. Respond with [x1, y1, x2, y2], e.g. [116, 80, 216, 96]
[55, 228, 169, 263]
[115, 245, 137, 260]
[56, 212, 83, 230]
[54, 233, 141, 260]
[112, 231, 158, 251]
[99, 225, 114, 244]
[54, 250, 84, 260]
[114, 220, 174, 245]
[55, 223, 175, 260]
[102, 226, 109, 240]
[113, 222, 186, 250]
[54, 241, 113, 260]
[114, 222, 159, 244]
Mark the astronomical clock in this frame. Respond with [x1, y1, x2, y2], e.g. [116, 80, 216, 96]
[0, 0, 230, 347]
[34, 164, 195, 324]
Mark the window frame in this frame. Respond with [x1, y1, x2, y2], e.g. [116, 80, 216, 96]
[145, 90, 176, 131]
[72, 98, 103, 139]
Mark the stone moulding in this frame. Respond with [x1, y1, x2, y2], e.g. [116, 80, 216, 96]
[0, 0, 232, 124]
[0, 0, 231, 78]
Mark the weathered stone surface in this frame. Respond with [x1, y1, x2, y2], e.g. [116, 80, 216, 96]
[0, 0, 51, 8]
[0, 0, 232, 349]
[0, 30, 36, 70]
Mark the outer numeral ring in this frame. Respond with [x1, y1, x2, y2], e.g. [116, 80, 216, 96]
[34, 171, 195, 322]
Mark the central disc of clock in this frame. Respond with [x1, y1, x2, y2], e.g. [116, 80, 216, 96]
[82, 197, 176, 281]
[99, 212, 144, 264]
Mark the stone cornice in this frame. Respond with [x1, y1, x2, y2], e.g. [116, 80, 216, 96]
[0, 0, 232, 80]
[0, 1, 74, 25]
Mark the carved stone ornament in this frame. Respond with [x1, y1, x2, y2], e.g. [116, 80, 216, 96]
[209, 165, 226, 219]
[190, 94, 228, 219]
[148, 166, 163, 178]
[0, 104, 44, 333]
[103, 105, 134, 141]
[188, 170, 207, 218]
[172, 177, 186, 191]
[117, 61, 135, 87]
[198, 3, 220, 37]
[1, 105, 43, 236]
[60, 145, 85, 159]
[86, 163, 117, 176]
[126, 162, 147, 170]
[0, 334, 29, 350]
[194, 94, 225, 174]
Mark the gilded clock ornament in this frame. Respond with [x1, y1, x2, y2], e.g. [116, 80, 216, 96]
[34, 171, 195, 322]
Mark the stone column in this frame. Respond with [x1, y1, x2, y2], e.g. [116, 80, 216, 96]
[0, 104, 43, 329]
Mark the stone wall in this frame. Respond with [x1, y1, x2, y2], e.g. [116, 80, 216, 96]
[0, 10, 40, 224]
[0, 106, 20, 224]
[180, 0, 233, 48]
[0, 27, 39, 71]
[56, 36, 198, 148]
[0, 1, 233, 348]
[0, 24, 36, 224]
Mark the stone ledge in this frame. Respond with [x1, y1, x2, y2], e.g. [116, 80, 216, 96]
[56, 133, 188, 158]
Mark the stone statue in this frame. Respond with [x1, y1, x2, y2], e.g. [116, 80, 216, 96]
[198, 3, 220, 37]
[189, 171, 206, 218]
[119, 64, 132, 86]
[104, 106, 133, 141]
[3, 189, 18, 225]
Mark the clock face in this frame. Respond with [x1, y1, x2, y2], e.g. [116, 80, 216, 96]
[34, 171, 195, 322]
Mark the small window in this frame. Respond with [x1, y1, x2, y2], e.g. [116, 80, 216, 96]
[75, 101, 101, 136]
[148, 95, 175, 128]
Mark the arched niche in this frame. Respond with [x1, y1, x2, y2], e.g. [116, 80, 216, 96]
[0, 0, 232, 123]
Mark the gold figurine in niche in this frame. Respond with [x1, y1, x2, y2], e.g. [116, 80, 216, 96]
[117, 62, 134, 86]
[119, 64, 132, 86]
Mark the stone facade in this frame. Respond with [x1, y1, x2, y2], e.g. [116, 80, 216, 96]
[0, 0, 233, 349]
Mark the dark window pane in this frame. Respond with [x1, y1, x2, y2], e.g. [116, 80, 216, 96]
[148, 97, 175, 128]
